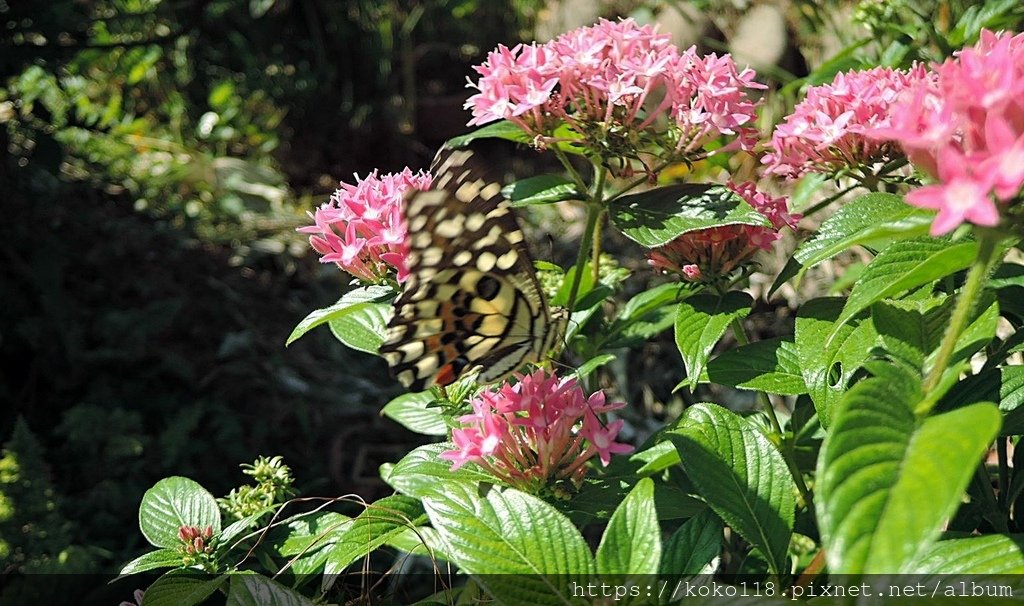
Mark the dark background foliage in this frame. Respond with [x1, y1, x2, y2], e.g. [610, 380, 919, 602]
[0, 0, 541, 575]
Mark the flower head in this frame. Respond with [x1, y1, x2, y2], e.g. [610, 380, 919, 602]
[465, 19, 765, 173]
[762, 65, 929, 180]
[647, 182, 798, 283]
[298, 169, 431, 283]
[875, 29, 1024, 234]
[441, 369, 633, 495]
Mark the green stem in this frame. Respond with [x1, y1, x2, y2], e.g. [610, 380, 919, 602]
[920, 233, 1001, 403]
[566, 202, 602, 313]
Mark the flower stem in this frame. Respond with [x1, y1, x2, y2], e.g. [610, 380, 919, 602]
[567, 201, 603, 313]
[919, 232, 1001, 405]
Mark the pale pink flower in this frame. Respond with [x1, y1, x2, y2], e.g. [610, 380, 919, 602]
[298, 169, 431, 283]
[647, 182, 798, 282]
[763, 65, 929, 179]
[441, 369, 633, 494]
[465, 19, 764, 173]
[877, 29, 1024, 234]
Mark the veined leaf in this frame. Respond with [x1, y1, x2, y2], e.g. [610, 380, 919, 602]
[675, 292, 753, 391]
[596, 478, 660, 575]
[704, 337, 807, 395]
[286, 285, 394, 345]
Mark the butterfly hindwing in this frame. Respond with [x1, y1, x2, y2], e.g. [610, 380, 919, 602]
[380, 148, 558, 391]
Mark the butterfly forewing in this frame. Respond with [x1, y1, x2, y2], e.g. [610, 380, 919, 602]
[380, 149, 559, 391]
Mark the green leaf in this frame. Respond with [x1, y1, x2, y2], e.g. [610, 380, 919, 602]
[118, 548, 182, 576]
[227, 572, 315, 606]
[328, 300, 390, 353]
[660, 509, 723, 576]
[941, 366, 1024, 436]
[596, 478, 660, 575]
[795, 297, 878, 428]
[504, 175, 582, 206]
[139, 477, 221, 549]
[912, 535, 1024, 574]
[574, 354, 617, 379]
[446, 121, 533, 147]
[141, 572, 226, 606]
[208, 81, 235, 109]
[817, 363, 1001, 574]
[831, 238, 978, 338]
[381, 391, 448, 436]
[792, 192, 933, 276]
[286, 285, 394, 345]
[872, 297, 951, 370]
[422, 482, 595, 605]
[632, 440, 680, 476]
[704, 337, 807, 395]
[382, 443, 495, 499]
[604, 283, 688, 348]
[674, 292, 753, 390]
[609, 184, 770, 248]
[323, 495, 427, 579]
[270, 511, 351, 557]
[668, 404, 795, 575]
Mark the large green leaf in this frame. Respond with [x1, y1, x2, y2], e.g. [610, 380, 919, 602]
[795, 297, 878, 428]
[118, 548, 181, 576]
[604, 283, 689, 348]
[227, 572, 315, 606]
[674, 292, 753, 390]
[704, 337, 807, 395]
[139, 477, 221, 549]
[817, 363, 1001, 574]
[668, 404, 795, 575]
[832, 238, 978, 338]
[871, 297, 951, 370]
[504, 175, 582, 206]
[940, 365, 1024, 436]
[792, 193, 933, 274]
[422, 482, 595, 605]
[328, 300, 391, 353]
[323, 495, 427, 581]
[596, 478, 660, 575]
[140, 572, 226, 606]
[609, 184, 770, 248]
[381, 443, 496, 499]
[446, 120, 584, 153]
[286, 285, 393, 345]
[912, 535, 1024, 574]
[381, 391, 448, 436]
[659, 508, 723, 576]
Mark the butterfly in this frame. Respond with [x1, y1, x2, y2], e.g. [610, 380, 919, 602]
[379, 148, 567, 391]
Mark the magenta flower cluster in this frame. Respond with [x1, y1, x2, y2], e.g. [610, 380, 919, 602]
[441, 369, 634, 492]
[465, 18, 765, 162]
[763, 65, 929, 180]
[648, 182, 798, 283]
[298, 169, 430, 283]
[876, 30, 1024, 234]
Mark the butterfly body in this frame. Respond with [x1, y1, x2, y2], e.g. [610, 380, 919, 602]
[380, 149, 566, 391]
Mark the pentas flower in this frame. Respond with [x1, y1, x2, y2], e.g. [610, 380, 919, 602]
[872, 29, 1024, 235]
[298, 169, 431, 283]
[763, 65, 929, 180]
[465, 18, 764, 169]
[441, 369, 633, 495]
[648, 182, 798, 283]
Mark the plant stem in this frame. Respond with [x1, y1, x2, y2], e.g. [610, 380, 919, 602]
[564, 162, 607, 312]
[920, 232, 1001, 402]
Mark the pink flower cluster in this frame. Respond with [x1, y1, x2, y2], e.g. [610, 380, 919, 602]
[298, 169, 431, 283]
[763, 65, 929, 180]
[876, 30, 1024, 235]
[465, 18, 764, 162]
[648, 182, 798, 282]
[441, 369, 633, 493]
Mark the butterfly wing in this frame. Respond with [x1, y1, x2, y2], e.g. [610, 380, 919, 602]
[380, 149, 558, 391]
